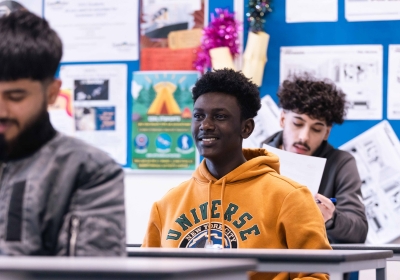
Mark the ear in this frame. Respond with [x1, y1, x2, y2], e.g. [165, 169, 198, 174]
[241, 118, 255, 139]
[279, 110, 286, 128]
[324, 126, 332, 140]
[46, 79, 62, 105]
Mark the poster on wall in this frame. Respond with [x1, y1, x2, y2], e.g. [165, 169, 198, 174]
[340, 121, 400, 244]
[243, 95, 281, 148]
[345, 0, 400, 22]
[0, 0, 43, 17]
[131, 71, 199, 171]
[388, 45, 400, 120]
[286, 0, 338, 23]
[59, 64, 128, 166]
[48, 89, 75, 136]
[280, 45, 383, 120]
[140, 0, 205, 70]
[44, 0, 139, 62]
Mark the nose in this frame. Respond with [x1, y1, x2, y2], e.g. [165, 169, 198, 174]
[199, 115, 215, 131]
[298, 127, 310, 142]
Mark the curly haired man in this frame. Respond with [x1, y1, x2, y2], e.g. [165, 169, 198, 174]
[263, 75, 368, 244]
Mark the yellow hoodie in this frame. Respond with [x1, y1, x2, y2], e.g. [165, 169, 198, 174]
[143, 148, 331, 280]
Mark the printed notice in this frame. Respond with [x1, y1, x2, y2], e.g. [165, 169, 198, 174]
[44, 0, 139, 62]
[0, 0, 43, 17]
[388, 45, 400, 120]
[286, 0, 338, 23]
[59, 64, 128, 165]
[345, 0, 400, 22]
[280, 45, 383, 120]
[340, 121, 400, 244]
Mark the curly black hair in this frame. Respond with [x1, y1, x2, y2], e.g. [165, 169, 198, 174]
[192, 69, 261, 120]
[278, 75, 347, 126]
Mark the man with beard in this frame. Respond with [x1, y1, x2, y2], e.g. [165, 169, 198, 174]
[0, 11, 125, 256]
[262, 76, 368, 244]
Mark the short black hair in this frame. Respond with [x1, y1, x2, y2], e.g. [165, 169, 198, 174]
[0, 10, 62, 82]
[278, 75, 347, 126]
[192, 69, 261, 120]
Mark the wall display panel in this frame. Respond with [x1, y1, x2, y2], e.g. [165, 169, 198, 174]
[280, 45, 383, 120]
[44, 0, 139, 62]
[388, 45, 400, 120]
[286, 0, 338, 23]
[345, 0, 400, 22]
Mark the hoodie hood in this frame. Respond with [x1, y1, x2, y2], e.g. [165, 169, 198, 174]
[193, 148, 280, 184]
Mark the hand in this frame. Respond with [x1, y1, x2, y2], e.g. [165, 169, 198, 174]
[314, 193, 335, 222]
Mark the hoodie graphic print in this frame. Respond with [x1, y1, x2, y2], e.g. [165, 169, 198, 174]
[143, 148, 331, 280]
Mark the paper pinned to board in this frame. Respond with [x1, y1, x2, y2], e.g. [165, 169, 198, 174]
[340, 120, 400, 244]
[168, 29, 202, 49]
[263, 145, 327, 195]
[286, 0, 338, 23]
[243, 95, 281, 148]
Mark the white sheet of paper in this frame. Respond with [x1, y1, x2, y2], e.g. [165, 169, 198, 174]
[0, 0, 43, 17]
[340, 120, 400, 244]
[286, 0, 338, 23]
[280, 45, 383, 120]
[345, 0, 400, 22]
[44, 0, 139, 62]
[59, 64, 128, 165]
[243, 95, 281, 148]
[388, 45, 400, 120]
[263, 145, 327, 195]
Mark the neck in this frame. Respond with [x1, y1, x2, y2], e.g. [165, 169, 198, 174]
[1, 112, 56, 162]
[205, 150, 247, 179]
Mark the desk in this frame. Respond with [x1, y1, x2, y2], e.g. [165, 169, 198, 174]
[332, 244, 400, 261]
[127, 248, 393, 280]
[0, 256, 256, 280]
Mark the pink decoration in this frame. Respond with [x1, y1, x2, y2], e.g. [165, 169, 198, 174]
[194, 8, 241, 73]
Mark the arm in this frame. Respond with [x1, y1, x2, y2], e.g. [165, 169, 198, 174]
[326, 156, 368, 243]
[56, 157, 126, 256]
[142, 202, 162, 247]
[278, 187, 331, 280]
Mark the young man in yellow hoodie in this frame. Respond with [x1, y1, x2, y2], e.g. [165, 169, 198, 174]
[142, 69, 331, 280]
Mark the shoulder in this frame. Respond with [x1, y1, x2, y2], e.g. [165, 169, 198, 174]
[264, 171, 309, 195]
[44, 133, 120, 170]
[326, 147, 356, 166]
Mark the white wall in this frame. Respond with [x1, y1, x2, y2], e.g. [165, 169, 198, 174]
[124, 172, 191, 244]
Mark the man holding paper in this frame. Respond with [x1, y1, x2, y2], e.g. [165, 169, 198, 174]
[263, 76, 368, 243]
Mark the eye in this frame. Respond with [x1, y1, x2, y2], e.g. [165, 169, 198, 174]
[7, 93, 26, 102]
[214, 114, 227, 120]
[193, 113, 205, 120]
[312, 128, 322, 133]
[293, 122, 302, 127]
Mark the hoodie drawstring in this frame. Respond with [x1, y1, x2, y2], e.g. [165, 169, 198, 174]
[220, 177, 226, 249]
[207, 180, 212, 246]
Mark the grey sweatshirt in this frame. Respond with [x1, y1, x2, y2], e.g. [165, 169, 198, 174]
[263, 131, 368, 243]
[0, 132, 126, 256]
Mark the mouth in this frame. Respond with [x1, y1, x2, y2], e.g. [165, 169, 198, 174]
[198, 136, 219, 145]
[293, 144, 310, 153]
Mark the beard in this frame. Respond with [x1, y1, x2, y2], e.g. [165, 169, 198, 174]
[0, 105, 55, 161]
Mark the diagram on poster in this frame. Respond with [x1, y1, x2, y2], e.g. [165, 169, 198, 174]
[345, 0, 400, 22]
[340, 121, 400, 244]
[280, 45, 383, 120]
[45, 0, 139, 62]
[131, 71, 199, 171]
[388, 45, 400, 120]
[59, 64, 128, 165]
[243, 95, 281, 148]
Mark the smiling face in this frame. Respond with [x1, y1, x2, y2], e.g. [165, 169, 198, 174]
[0, 78, 60, 144]
[192, 92, 253, 161]
[280, 110, 331, 156]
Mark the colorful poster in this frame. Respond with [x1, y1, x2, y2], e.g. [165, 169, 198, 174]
[140, 0, 205, 70]
[131, 71, 199, 171]
[59, 64, 128, 165]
